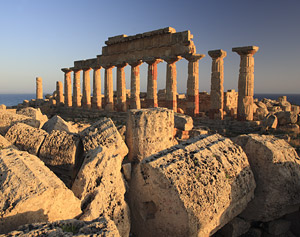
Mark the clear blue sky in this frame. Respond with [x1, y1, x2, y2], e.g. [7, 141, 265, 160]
[0, 0, 299, 94]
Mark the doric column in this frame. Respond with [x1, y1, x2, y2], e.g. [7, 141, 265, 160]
[208, 50, 226, 119]
[61, 68, 72, 107]
[145, 58, 162, 108]
[184, 54, 205, 117]
[82, 67, 92, 109]
[56, 81, 64, 105]
[72, 69, 82, 107]
[92, 66, 102, 109]
[116, 62, 127, 112]
[104, 66, 114, 111]
[232, 46, 259, 121]
[36, 77, 43, 100]
[163, 56, 181, 112]
[129, 60, 143, 109]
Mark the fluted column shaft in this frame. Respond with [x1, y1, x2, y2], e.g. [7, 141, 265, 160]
[36, 77, 43, 100]
[129, 60, 142, 109]
[62, 68, 72, 107]
[104, 66, 114, 111]
[164, 57, 180, 112]
[92, 66, 102, 109]
[73, 69, 82, 107]
[146, 59, 161, 108]
[116, 63, 127, 111]
[208, 50, 226, 119]
[56, 81, 64, 105]
[233, 46, 259, 121]
[82, 67, 92, 109]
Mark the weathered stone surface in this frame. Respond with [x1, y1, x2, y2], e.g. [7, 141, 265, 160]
[126, 108, 175, 162]
[216, 217, 250, 237]
[174, 112, 193, 131]
[5, 123, 47, 156]
[278, 123, 300, 134]
[233, 134, 300, 222]
[80, 117, 128, 157]
[264, 219, 291, 235]
[130, 134, 255, 237]
[263, 114, 278, 130]
[17, 107, 48, 128]
[74, 146, 130, 237]
[0, 148, 82, 234]
[42, 115, 78, 134]
[0, 105, 6, 110]
[276, 111, 298, 125]
[255, 107, 269, 120]
[39, 130, 83, 186]
[0, 135, 12, 149]
[280, 101, 292, 112]
[3, 216, 120, 236]
[291, 105, 299, 114]
[0, 110, 40, 136]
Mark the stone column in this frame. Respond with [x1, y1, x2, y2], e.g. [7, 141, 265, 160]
[164, 56, 181, 112]
[184, 54, 205, 117]
[36, 77, 43, 100]
[92, 66, 102, 109]
[145, 58, 162, 108]
[82, 67, 92, 109]
[208, 50, 226, 119]
[72, 69, 82, 107]
[129, 60, 143, 109]
[104, 66, 114, 111]
[61, 68, 72, 107]
[56, 81, 64, 105]
[116, 62, 127, 111]
[232, 46, 259, 121]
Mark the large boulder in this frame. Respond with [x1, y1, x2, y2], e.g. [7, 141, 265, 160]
[0, 135, 13, 149]
[42, 115, 78, 134]
[74, 147, 130, 237]
[126, 108, 175, 162]
[276, 111, 298, 125]
[174, 113, 193, 131]
[0, 148, 82, 234]
[5, 123, 47, 156]
[129, 134, 255, 237]
[3, 217, 120, 236]
[263, 114, 278, 130]
[39, 130, 84, 187]
[233, 134, 300, 222]
[80, 117, 128, 157]
[0, 109, 40, 136]
[17, 107, 48, 128]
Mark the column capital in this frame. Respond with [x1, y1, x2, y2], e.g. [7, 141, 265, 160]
[208, 49, 227, 59]
[143, 57, 163, 65]
[70, 67, 82, 72]
[162, 56, 181, 64]
[102, 64, 114, 69]
[128, 59, 143, 67]
[92, 65, 102, 70]
[115, 62, 128, 68]
[183, 54, 205, 62]
[232, 46, 259, 56]
[82, 66, 92, 71]
[61, 68, 72, 73]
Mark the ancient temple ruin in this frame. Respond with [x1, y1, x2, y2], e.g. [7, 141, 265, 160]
[56, 27, 258, 120]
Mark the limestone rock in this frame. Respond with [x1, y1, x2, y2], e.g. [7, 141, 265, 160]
[17, 107, 48, 128]
[0, 105, 6, 110]
[278, 124, 300, 134]
[80, 117, 128, 157]
[0, 109, 40, 136]
[4, 216, 120, 236]
[174, 112, 193, 131]
[216, 217, 251, 237]
[0, 135, 13, 149]
[264, 219, 291, 235]
[233, 134, 300, 221]
[263, 114, 278, 130]
[291, 105, 299, 114]
[276, 111, 298, 125]
[126, 108, 175, 162]
[42, 115, 78, 134]
[74, 147, 130, 237]
[255, 107, 268, 120]
[0, 148, 82, 234]
[280, 101, 292, 112]
[130, 134, 255, 237]
[5, 123, 47, 156]
[39, 130, 83, 186]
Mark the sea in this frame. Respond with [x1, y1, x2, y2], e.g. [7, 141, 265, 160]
[0, 93, 300, 107]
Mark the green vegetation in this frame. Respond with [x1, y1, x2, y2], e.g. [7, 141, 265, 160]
[60, 224, 79, 234]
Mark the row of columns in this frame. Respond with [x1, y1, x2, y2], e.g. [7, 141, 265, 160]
[208, 46, 259, 121]
[61, 55, 204, 116]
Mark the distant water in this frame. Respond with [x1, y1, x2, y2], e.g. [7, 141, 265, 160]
[0, 93, 299, 107]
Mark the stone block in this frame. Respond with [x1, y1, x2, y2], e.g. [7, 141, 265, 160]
[0, 148, 81, 234]
[216, 217, 251, 237]
[5, 123, 47, 156]
[0, 134, 13, 149]
[233, 134, 300, 222]
[174, 112, 193, 131]
[73, 146, 130, 237]
[0, 104, 6, 110]
[126, 108, 175, 162]
[276, 111, 298, 125]
[263, 114, 278, 130]
[264, 219, 291, 235]
[42, 115, 78, 134]
[129, 134, 255, 236]
[17, 107, 48, 128]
